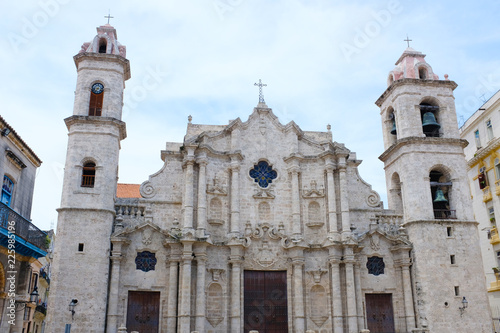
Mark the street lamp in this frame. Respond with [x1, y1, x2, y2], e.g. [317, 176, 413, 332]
[15, 287, 39, 311]
[69, 299, 78, 320]
[459, 296, 468, 316]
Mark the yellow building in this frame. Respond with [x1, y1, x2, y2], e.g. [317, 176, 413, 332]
[460, 89, 500, 330]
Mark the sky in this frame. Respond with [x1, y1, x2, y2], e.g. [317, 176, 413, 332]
[2, 0, 500, 231]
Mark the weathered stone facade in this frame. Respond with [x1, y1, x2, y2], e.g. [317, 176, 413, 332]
[46, 27, 493, 333]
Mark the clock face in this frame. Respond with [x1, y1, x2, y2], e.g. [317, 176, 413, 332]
[91, 83, 104, 94]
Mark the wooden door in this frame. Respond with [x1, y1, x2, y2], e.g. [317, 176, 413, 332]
[244, 270, 288, 333]
[366, 293, 395, 333]
[126, 291, 160, 333]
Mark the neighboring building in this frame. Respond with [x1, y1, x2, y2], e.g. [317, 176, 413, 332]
[46, 24, 493, 333]
[460, 89, 500, 331]
[0, 115, 48, 333]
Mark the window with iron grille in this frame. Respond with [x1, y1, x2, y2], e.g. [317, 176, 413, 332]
[367, 256, 385, 276]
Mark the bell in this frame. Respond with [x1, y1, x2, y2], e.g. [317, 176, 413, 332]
[390, 119, 397, 135]
[433, 189, 448, 203]
[422, 112, 441, 133]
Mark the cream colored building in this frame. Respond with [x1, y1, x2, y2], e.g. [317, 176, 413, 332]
[460, 89, 500, 331]
[46, 24, 493, 333]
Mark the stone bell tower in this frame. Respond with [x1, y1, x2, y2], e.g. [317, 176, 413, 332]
[376, 47, 492, 332]
[46, 24, 130, 333]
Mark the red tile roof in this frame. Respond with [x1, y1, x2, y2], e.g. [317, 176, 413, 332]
[116, 183, 141, 198]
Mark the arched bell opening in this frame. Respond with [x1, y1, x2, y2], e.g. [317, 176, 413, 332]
[418, 67, 428, 79]
[99, 38, 107, 53]
[420, 101, 441, 137]
[430, 169, 454, 219]
[386, 107, 397, 147]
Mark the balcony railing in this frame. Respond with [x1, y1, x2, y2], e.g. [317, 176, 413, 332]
[491, 227, 500, 245]
[81, 174, 95, 187]
[35, 303, 47, 316]
[433, 209, 457, 219]
[0, 201, 47, 251]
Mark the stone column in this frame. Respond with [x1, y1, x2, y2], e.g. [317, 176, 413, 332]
[401, 260, 416, 330]
[338, 158, 350, 235]
[229, 254, 243, 332]
[292, 258, 306, 332]
[230, 157, 240, 234]
[194, 246, 207, 332]
[196, 157, 208, 236]
[183, 150, 195, 229]
[354, 262, 365, 331]
[325, 160, 338, 235]
[166, 256, 180, 332]
[344, 254, 358, 333]
[290, 166, 302, 237]
[329, 256, 343, 332]
[178, 242, 194, 332]
[106, 238, 127, 333]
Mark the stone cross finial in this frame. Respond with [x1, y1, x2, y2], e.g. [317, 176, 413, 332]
[404, 34, 412, 48]
[105, 10, 114, 24]
[254, 79, 267, 104]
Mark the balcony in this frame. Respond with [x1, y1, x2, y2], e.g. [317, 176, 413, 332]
[433, 209, 457, 219]
[483, 186, 493, 202]
[491, 227, 500, 245]
[0, 202, 47, 258]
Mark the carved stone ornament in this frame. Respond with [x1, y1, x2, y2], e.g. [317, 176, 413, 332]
[370, 233, 380, 251]
[142, 228, 153, 245]
[366, 190, 381, 207]
[139, 181, 156, 198]
[302, 180, 325, 198]
[253, 188, 276, 199]
[307, 269, 326, 284]
[206, 175, 227, 196]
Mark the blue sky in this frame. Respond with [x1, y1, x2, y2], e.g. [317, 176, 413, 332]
[2, 0, 500, 231]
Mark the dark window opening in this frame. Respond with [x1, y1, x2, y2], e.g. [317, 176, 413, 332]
[81, 162, 96, 187]
[447, 226, 452, 237]
[78, 243, 84, 252]
[450, 255, 456, 265]
[454, 286, 460, 296]
[99, 39, 107, 53]
[419, 67, 427, 79]
[89, 92, 103, 116]
[135, 251, 157, 272]
[1, 175, 13, 207]
[420, 103, 440, 137]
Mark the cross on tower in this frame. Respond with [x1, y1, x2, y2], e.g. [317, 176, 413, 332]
[404, 34, 412, 48]
[105, 10, 114, 24]
[254, 79, 267, 104]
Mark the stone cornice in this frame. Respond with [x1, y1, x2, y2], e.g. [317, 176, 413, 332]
[375, 78, 457, 107]
[467, 136, 500, 167]
[73, 52, 131, 80]
[64, 115, 127, 141]
[379, 137, 468, 162]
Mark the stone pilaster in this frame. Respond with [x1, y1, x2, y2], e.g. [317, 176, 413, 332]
[229, 254, 243, 332]
[166, 254, 180, 332]
[401, 259, 416, 330]
[196, 156, 208, 236]
[292, 258, 306, 332]
[178, 241, 194, 332]
[329, 255, 343, 332]
[194, 245, 207, 332]
[106, 237, 128, 333]
[183, 148, 196, 230]
[338, 157, 350, 235]
[344, 253, 358, 333]
[230, 156, 240, 234]
[325, 159, 338, 236]
[354, 261, 365, 331]
[290, 166, 302, 237]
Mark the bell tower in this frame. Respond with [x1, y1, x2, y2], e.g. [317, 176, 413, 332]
[46, 24, 130, 333]
[376, 47, 492, 332]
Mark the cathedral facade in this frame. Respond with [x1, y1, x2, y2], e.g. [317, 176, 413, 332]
[46, 24, 493, 333]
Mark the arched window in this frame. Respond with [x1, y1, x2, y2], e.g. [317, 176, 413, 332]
[420, 102, 440, 137]
[89, 83, 104, 116]
[430, 170, 454, 219]
[98, 38, 107, 53]
[81, 162, 96, 187]
[1, 176, 13, 206]
[419, 67, 427, 79]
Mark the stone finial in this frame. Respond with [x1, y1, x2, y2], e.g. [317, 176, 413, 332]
[188, 115, 192, 123]
[117, 326, 127, 333]
[444, 74, 449, 80]
[327, 124, 331, 131]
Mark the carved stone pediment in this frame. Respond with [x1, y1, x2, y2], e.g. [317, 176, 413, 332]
[207, 176, 227, 196]
[253, 188, 275, 199]
[302, 180, 325, 198]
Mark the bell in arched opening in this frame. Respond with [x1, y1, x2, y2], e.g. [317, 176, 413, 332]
[433, 188, 448, 203]
[422, 112, 441, 133]
[390, 119, 397, 135]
